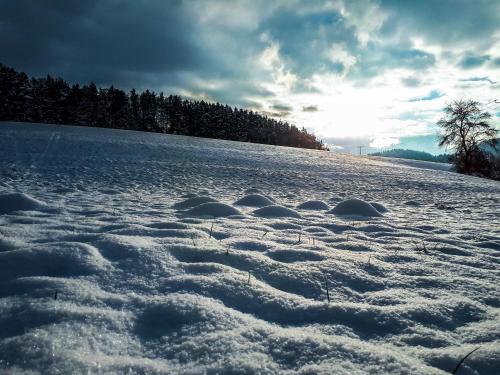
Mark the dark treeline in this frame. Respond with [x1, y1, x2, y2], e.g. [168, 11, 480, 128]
[0, 64, 327, 150]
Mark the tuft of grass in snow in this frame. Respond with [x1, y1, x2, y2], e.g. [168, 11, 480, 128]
[295, 232, 302, 244]
[323, 272, 331, 303]
[451, 346, 480, 374]
[412, 240, 440, 254]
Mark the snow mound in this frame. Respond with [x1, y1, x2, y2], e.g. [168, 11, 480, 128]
[184, 202, 242, 217]
[297, 200, 329, 210]
[0, 242, 111, 282]
[0, 192, 47, 214]
[173, 196, 218, 209]
[0, 235, 23, 252]
[370, 202, 389, 213]
[253, 205, 302, 218]
[234, 194, 274, 207]
[328, 198, 382, 217]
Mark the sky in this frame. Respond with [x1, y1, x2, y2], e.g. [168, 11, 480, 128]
[1, 0, 499, 154]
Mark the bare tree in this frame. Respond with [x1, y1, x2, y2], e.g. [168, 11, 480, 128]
[438, 99, 498, 174]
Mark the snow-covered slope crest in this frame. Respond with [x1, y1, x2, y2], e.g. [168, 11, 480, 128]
[297, 200, 330, 210]
[0, 122, 499, 374]
[234, 193, 274, 207]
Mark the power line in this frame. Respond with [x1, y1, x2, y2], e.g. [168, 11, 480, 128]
[482, 99, 499, 111]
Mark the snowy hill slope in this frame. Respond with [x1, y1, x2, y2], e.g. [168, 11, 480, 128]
[0, 122, 499, 374]
[367, 155, 454, 172]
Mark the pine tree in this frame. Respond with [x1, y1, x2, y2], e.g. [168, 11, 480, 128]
[129, 88, 141, 130]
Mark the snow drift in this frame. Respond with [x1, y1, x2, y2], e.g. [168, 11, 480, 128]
[328, 198, 383, 217]
[253, 205, 302, 218]
[173, 196, 218, 209]
[0, 192, 47, 214]
[297, 200, 330, 210]
[183, 202, 242, 217]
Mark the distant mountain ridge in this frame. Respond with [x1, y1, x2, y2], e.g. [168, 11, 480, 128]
[369, 148, 452, 163]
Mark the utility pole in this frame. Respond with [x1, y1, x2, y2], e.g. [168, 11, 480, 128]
[358, 146, 364, 155]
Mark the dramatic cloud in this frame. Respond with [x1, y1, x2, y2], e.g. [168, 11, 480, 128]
[0, 1, 207, 85]
[1, 0, 499, 153]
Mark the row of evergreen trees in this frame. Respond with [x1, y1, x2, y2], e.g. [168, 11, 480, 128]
[0, 64, 327, 150]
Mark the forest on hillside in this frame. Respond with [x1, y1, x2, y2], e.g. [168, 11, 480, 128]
[0, 64, 327, 150]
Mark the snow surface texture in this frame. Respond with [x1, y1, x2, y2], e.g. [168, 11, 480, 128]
[367, 156, 454, 172]
[0, 122, 499, 374]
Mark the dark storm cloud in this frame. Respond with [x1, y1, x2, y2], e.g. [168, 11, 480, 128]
[0, 0, 217, 88]
[1, 0, 499, 110]
[0, 0, 280, 106]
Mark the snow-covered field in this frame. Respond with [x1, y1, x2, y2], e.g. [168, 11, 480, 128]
[1, 122, 499, 374]
[366, 156, 454, 173]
